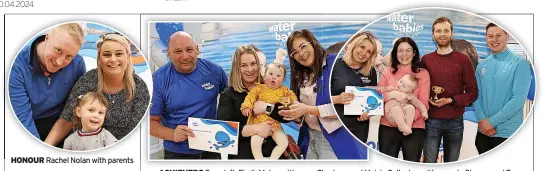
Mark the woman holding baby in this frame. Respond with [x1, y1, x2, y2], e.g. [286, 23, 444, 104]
[217, 45, 290, 160]
[377, 37, 430, 162]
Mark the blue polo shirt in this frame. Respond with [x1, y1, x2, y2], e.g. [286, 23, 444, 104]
[151, 58, 228, 154]
[9, 35, 86, 139]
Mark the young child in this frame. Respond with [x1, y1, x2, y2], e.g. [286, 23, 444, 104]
[241, 63, 297, 160]
[379, 74, 428, 136]
[63, 92, 118, 151]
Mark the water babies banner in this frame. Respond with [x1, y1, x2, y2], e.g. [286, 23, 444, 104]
[149, 22, 367, 88]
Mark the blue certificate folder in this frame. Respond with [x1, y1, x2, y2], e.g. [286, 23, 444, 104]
[344, 86, 384, 116]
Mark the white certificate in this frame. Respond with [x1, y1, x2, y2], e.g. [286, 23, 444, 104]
[188, 117, 239, 155]
[344, 86, 384, 116]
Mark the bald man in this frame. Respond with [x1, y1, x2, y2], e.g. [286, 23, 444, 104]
[150, 31, 228, 159]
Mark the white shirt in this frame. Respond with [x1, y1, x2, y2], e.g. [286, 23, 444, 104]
[299, 81, 342, 134]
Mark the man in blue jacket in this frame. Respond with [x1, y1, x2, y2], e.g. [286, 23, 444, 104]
[473, 23, 531, 154]
[9, 23, 87, 145]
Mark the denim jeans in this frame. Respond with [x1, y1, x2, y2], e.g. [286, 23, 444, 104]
[306, 128, 337, 159]
[423, 116, 464, 163]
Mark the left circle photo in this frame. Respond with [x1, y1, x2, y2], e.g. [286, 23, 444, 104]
[7, 21, 152, 152]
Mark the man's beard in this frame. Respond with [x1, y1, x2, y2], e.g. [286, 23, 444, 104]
[435, 36, 451, 48]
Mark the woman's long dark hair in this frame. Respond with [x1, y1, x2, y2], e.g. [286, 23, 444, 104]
[390, 37, 424, 74]
[286, 29, 327, 97]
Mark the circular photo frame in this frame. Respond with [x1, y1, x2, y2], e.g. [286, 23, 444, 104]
[7, 21, 152, 152]
[330, 7, 535, 164]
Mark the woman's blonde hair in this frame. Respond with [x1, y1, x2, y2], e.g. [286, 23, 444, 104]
[49, 22, 85, 46]
[96, 33, 136, 103]
[343, 34, 378, 76]
[230, 45, 262, 93]
[72, 92, 109, 130]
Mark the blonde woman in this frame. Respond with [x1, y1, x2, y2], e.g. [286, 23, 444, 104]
[45, 32, 150, 147]
[217, 45, 289, 159]
[9, 23, 86, 145]
[330, 34, 379, 143]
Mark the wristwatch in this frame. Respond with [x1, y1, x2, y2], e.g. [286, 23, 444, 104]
[265, 103, 273, 115]
[450, 96, 456, 105]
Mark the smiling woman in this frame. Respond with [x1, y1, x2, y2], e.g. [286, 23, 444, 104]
[43, 32, 150, 151]
[330, 34, 378, 144]
[8, 22, 152, 152]
[282, 29, 368, 160]
[338, 8, 534, 164]
[217, 45, 292, 160]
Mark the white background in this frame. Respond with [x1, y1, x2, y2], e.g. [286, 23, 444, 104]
[3, 15, 143, 171]
[1, 1, 540, 171]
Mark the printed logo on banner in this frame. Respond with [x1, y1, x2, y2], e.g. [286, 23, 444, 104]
[387, 13, 424, 37]
[269, 22, 296, 46]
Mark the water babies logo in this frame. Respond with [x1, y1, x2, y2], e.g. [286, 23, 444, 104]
[212, 131, 235, 150]
[269, 22, 296, 46]
[202, 83, 215, 90]
[363, 96, 382, 113]
[387, 13, 424, 37]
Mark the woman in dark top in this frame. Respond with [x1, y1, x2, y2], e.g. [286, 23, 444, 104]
[45, 33, 150, 146]
[330, 34, 378, 143]
[217, 45, 288, 159]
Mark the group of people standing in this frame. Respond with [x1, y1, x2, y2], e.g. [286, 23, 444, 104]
[332, 17, 532, 163]
[148, 17, 531, 161]
[149, 29, 368, 160]
[9, 19, 531, 161]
